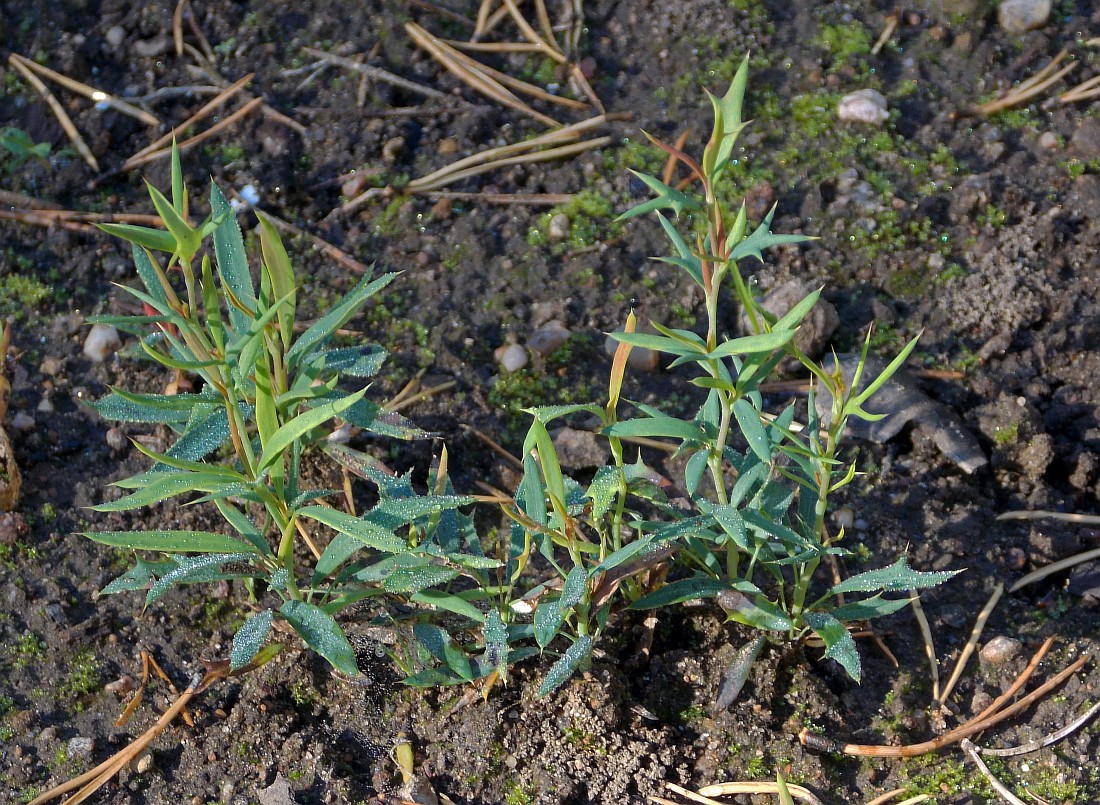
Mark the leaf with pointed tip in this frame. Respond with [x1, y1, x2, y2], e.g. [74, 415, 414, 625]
[537, 635, 594, 696]
[97, 222, 179, 254]
[828, 557, 960, 595]
[145, 179, 200, 259]
[231, 609, 273, 670]
[256, 389, 366, 473]
[708, 329, 795, 360]
[729, 206, 812, 263]
[605, 415, 706, 443]
[281, 600, 358, 676]
[298, 505, 407, 554]
[256, 211, 296, 349]
[84, 529, 259, 553]
[616, 171, 703, 221]
[287, 272, 397, 369]
[410, 589, 485, 623]
[146, 552, 256, 605]
[804, 611, 861, 682]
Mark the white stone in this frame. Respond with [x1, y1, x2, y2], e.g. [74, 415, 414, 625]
[837, 89, 889, 126]
[547, 213, 570, 243]
[105, 26, 125, 48]
[83, 324, 121, 363]
[526, 320, 571, 356]
[497, 343, 528, 372]
[998, 0, 1052, 33]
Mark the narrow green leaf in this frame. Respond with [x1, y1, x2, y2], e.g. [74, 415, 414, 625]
[256, 210, 297, 349]
[523, 417, 565, 512]
[145, 179, 200, 259]
[383, 566, 460, 593]
[828, 557, 960, 595]
[99, 558, 176, 596]
[92, 471, 235, 511]
[210, 182, 256, 333]
[825, 594, 911, 622]
[729, 206, 812, 263]
[616, 171, 703, 220]
[604, 415, 705, 443]
[773, 287, 822, 331]
[256, 389, 366, 473]
[231, 609, 273, 670]
[708, 329, 795, 359]
[609, 331, 703, 357]
[410, 589, 486, 623]
[630, 576, 735, 609]
[733, 399, 771, 463]
[280, 600, 358, 676]
[537, 635, 594, 696]
[804, 611, 861, 682]
[655, 212, 704, 286]
[298, 505, 407, 553]
[146, 552, 255, 605]
[850, 333, 922, 408]
[84, 530, 258, 553]
[286, 272, 398, 368]
[170, 140, 186, 215]
[96, 222, 178, 254]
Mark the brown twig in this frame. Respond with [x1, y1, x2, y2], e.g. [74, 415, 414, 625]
[938, 582, 1003, 705]
[870, 15, 898, 56]
[127, 73, 255, 161]
[120, 97, 264, 171]
[973, 699, 1100, 757]
[969, 49, 1078, 115]
[422, 190, 573, 205]
[909, 592, 940, 702]
[801, 641, 1090, 758]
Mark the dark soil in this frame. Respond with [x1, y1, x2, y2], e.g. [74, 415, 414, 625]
[2, 0, 1099, 803]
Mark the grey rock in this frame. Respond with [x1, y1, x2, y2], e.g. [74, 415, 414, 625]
[527, 320, 571, 356]
[754, 281, 838, 359]
[551, 427, 610, 471]
[980, 636, 1023, 665]
[997, 0, 1052, 33]
[548, 213, 570, 243]
[258, 774, 299, 805]
[67, 737, 95, 758]
[83, 324, 121, 363]
[815, 354, 988, 473]
[1069, 117, 1100, 159]
[837, 89, 889, 125]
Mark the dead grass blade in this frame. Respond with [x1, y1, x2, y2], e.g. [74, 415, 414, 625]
[10, 53, 159, 126]
[301, 46, 448, 100]
[405, 22, 562, 126]
[445, 39, 543, 53]
[998, 509, 1100, 525]
[500, 0, 566, 63]
[960, 739, 1028, 805]
[802, 640, 1091, 758]
[1009, 546, 1100, 593]
[422, 190, 573, 205]
[408, 136, 610, 192]
[7, 55, 97, 171]
[404, 113, 615, 193]
[1058, 73, 1100, 103]
[121, 97, 263, 171]
[693, 779, 826, 805]
[972, 699, 1100, 757]
[938, 582, 1003, 705]
[865, 790, 931, 805]
[28, 673, 201, 805]
[909, 592, 940, 702]
[182, 45, 305, 135]
[128, 73, 255, 161]
[473, 0, 496, 38]
[971, 49, 1078, 115]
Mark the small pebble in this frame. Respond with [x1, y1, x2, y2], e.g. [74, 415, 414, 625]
[105, 427, 127, 451]
[837, 89, 889, 125]
[40, 356, 63, 376]
[381, 136, 405, 163]
[980, 635, 1023, 666]
[104, 675, 135, 697]
[11, 412, 35, 431]
[0, 512, 29, 546]
[83, 324, 121, 363]
[437, 138, 459, 155]
[526, 320, 571, 356]
[341, 174, 370, 198]
[496, 344, 528, 372]
[37, 726, 57, 743]
[547, 213, 570, 243]
[105, 26, 126, 48]
[68, 737, 95, 758]
[132, 752, 154, 774]
[997, 0, 1052, 33]
[133, 34, 170, 58]
[1038, 131, 1060, 150]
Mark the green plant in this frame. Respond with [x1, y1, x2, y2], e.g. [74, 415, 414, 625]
[0, 127, 50, 172]
[85, 144, 486, 677]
